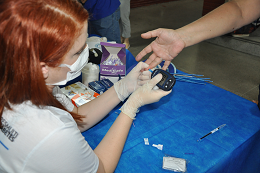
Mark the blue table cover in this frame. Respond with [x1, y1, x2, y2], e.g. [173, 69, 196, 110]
[82, 78, 260, 172]
[81, 55, 260, 172]
[63, 45, 260, 172]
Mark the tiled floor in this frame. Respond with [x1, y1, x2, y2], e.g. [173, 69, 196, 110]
[128, 0, 260, 101]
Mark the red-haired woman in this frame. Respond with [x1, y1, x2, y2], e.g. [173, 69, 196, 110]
[0, 0, 171, 172]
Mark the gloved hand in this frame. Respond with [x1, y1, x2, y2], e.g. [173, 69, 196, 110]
[114, 62, 151, 101]
[120, 73, 171, 119]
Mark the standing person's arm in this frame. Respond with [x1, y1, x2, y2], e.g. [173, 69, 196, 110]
[136, 0, 260, 70]
[178, 0, 260, 47]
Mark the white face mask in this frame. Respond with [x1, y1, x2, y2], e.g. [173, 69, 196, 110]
[47, 45, 89, 86]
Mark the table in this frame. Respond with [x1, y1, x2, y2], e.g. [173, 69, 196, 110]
[80, 51, 260, 172]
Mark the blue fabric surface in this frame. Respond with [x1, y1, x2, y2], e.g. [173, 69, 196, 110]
[82, 70, 260, 172]
[72, 47, 260, 172]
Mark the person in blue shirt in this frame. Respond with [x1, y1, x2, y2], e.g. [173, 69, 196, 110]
[83, 0, 121, 43]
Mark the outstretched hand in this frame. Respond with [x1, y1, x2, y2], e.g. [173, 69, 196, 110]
[136, 28, 186, 70]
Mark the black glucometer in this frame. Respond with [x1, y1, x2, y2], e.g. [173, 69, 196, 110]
[150, 69, 176, 91]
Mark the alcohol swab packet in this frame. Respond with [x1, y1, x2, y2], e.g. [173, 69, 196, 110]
[162, 156, 187, 172]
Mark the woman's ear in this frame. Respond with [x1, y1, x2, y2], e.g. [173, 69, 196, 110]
[40, 62, 49, 79]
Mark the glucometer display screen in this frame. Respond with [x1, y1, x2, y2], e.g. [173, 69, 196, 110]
[150, 69, 176, 91]
[159, 74, 167, 85]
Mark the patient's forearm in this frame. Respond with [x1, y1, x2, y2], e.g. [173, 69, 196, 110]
[177, 0, 260, 47]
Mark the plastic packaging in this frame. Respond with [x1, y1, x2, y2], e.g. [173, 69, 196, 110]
[60, 82, 99, 107]
[82, 63, 99, 86]
[162, 155, 188, 173]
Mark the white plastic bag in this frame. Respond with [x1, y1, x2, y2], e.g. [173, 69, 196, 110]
[82, 63, 99, 85]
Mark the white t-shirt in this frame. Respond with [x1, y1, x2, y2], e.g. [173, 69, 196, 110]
[0, 87, 99, 173]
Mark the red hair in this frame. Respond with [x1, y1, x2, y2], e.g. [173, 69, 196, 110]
[0, 0, 89, 127]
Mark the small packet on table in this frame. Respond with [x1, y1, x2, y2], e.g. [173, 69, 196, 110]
[88, 79, 114, 94]
[162, 155, 187, 172]
[60, 82, 100, 107]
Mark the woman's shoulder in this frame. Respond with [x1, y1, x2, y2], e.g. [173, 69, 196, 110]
[3, 101, 77, 130]
[2, 101, 78, 149]
[0, 102, 83, 173]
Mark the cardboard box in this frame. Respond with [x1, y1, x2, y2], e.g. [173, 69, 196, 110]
[100, 42, 126, 83]
[60, 82, 100, 107]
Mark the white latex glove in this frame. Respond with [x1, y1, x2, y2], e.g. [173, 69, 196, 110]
[120, 73, 172, 119]
[114, 62, 151, 101]
[52, 86, 74, 112]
